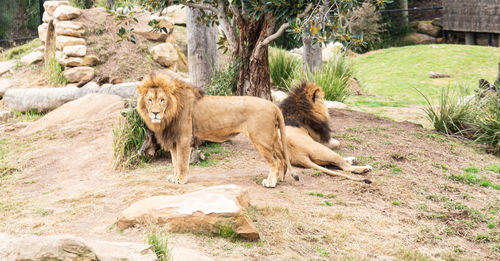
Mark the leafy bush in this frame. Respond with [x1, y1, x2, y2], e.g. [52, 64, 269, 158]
[346, 2, 385, 51]
[269, 47, 301, 91]
[417, 86, 472, 135]
[303, 56, 353, 102]
[112, 106, 150, 169]
[206, 58, 239, 96]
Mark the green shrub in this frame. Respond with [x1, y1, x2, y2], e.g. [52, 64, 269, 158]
[304, 56, 352, 102]
[417, 85, 472, 135]
[269, 47, 301, 91]
[147, 232, 172, 261]
[112, 107, 150, 169]
[346, 2, 385, 51]
[207, 58, 239, 96]
[44, 57, 68, 86]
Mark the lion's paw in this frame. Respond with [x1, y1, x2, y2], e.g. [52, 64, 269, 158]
[344, 156, 357, 165]
[352, 165, 373, 174]
[167, 174, 180, 184]
[261, 179, 277, 188]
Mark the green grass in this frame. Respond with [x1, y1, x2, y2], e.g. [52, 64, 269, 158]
[308, 192, 324, 197]
[44, 57, 67, 86]
[351, 44, 500, 104]
[269, 46, 301, 91]
[147, 233, 172, 261]
[112, 108, 150, 169]
[486, 164, 500, 174]
[0, 39, 41, 61]
[392, 201, 401, 206]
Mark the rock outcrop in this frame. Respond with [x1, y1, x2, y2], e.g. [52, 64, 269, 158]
[118, 184, 260, 240]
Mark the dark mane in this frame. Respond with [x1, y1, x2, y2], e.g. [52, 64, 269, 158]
[279, 81, 331, 143]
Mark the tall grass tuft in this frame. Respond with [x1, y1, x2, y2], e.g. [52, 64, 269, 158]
[304, 56, 353, 102]
[147, 232, 172, 261]
[269, 47, 301, 91]
[44, 57, 67, 86]
[472, 92, 500, 152]
[0, 39, 41, 61]
[112, 107, 150, 169]
[416, 86, 472, 135]
[207, 58, 239, 96]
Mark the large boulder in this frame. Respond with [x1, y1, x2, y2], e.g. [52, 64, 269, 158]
[38, 23, 48, 43]
[0, 233, 157, 261]
[0, 78, 13, 97]
[118, 184, 260, 240]
[0, 60, 17, 76]
[163, 5, 186, 25]
[416, 20, 442, 37]
[404, 33, 437, 44]
[54, 5, 81, 21]
[63, 44, 86, 57]
[135, 15, 174, 42]
[42, 11, 54, 23]
[150, 42, 178, 67]
[43, 1, 69, 16]
[56, 35, 85, 50]
[59, 56, 83, 67]
[20, 51, 44, 65]
[82, 55, 100, 66]
[55, 20, 85, 37]
[64, 66, 94, 83]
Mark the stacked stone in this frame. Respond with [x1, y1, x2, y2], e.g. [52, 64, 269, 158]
[38, 1, 97, 83]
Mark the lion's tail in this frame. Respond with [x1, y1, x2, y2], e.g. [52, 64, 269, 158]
[276, 105, 299, 181]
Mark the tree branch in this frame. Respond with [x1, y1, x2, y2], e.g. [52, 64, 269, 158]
[183, 1, 239, 55]
[182, 2, 217, 13]
[216, 0, 239, 55]
[254, 3, 314, 55]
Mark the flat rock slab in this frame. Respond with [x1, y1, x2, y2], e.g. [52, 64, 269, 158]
[118, 184, 260, 240]
[0, 233, 156, 261]
[20, 51, 44, 65]
[0, 60, 17, 76]
[325, 100, 347, 109]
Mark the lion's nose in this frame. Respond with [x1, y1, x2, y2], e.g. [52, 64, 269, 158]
[152, 112, 159, 117]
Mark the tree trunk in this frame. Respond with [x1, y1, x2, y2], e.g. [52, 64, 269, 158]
[235, 17, 272, 100]
[186, 7, 218, 89]
[106, 0, 114, 8]
[302, 31, 322, 72]
[400, 0, 408, 27]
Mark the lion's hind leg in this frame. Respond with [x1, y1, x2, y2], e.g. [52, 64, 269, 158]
[248, 134, 281, 188]
[300, 157, 371, 184]
[310, 143, 373, 175]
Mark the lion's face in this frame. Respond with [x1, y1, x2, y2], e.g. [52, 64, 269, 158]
[307, 83, 329, 121]
[142, 87, 169, 124]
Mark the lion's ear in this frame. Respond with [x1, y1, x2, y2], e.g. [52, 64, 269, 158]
[312, 89, 319, 103]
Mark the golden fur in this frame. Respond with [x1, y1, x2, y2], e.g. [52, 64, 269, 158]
[137, 73, 295, 187]
[280, 82, 372, 183]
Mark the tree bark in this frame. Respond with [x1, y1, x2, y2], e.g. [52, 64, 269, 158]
[186, 7, 218, 89]
[302, 31, 322, 72]
[235, 16, 272, 100]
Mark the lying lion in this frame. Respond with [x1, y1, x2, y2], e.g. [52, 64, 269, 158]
[136, 73, 297, 188]
[280, 82, 372, 184]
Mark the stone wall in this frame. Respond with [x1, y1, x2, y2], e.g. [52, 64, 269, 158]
[38, 1, 96, 84]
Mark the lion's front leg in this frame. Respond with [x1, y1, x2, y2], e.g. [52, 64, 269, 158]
[175, 141, 191, 184]
[167, 147, 180, 184]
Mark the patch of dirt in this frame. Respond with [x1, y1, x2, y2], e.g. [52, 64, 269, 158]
[1, 100, 498, 260]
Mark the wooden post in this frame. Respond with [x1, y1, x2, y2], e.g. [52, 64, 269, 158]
[465, 32, 475, 45]
[497, 62, 500, 83]
[400, 0, 408, 27]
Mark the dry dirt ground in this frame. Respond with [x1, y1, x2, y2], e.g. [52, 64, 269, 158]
[0, 94, 499, 260]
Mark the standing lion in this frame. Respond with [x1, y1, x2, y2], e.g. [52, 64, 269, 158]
[136, 73, 297, 188]
[280, 82, 373, 183]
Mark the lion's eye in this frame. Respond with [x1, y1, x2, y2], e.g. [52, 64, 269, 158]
[160, 99, 165, 104]
[148, 99, 152, 104]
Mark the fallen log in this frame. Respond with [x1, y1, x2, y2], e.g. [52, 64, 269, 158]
[3, 82, 139, 112]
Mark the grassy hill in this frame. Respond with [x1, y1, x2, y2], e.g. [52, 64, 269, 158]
[350, 44, 500, 106]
